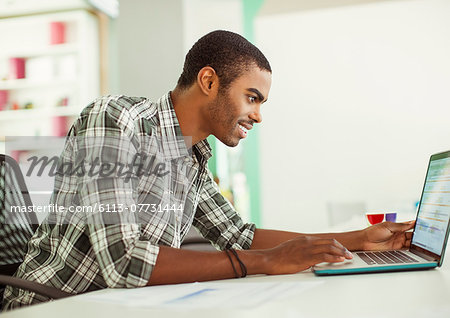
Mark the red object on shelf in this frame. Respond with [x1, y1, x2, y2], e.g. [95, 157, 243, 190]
[0, 90, 8, 110]
[9, 58, 26, 79]
[10, 150, 23, 163]
[50, 22, 66, 45]
[52, 116, 68, 136]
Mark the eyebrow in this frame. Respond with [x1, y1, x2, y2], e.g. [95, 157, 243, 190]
[246, 88, 267, 103]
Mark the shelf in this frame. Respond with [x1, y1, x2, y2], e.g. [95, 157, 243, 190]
[0, 106, 82, 121]
[0, 78, 77, 90]
[1, 136, 66, 152]
[0, 10, 100, 138]
[1, 43, 79, 59]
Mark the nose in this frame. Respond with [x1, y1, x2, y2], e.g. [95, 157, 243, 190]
[249, 105, 262, 124]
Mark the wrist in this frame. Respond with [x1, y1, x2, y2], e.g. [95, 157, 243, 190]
[239, 249, 269, 275]
[339, 229, 367, 251]
[355, 229, 368, 250]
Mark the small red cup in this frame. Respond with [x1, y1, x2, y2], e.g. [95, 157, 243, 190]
[366, 213, 385, 226]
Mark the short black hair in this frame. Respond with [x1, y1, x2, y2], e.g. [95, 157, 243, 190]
[176, 30, 271, 90]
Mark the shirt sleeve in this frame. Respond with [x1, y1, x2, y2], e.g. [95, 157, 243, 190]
[75, 96, 159, 288]
[192, 169, 256, 250]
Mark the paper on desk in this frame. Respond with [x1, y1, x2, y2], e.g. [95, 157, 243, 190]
[81, 281, 323, 309]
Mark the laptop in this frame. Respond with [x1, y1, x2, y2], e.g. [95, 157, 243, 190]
[313, 150, 450, 276]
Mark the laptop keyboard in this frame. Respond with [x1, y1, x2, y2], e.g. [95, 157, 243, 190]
[356, 251, 419, 265]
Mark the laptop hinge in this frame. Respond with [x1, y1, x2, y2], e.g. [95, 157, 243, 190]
[409, 248, 437, 261]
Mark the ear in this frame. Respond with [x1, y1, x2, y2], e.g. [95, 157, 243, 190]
[197, 66, 218, 96]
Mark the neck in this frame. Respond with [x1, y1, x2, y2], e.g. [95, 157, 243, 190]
[170, 87, 211, 146]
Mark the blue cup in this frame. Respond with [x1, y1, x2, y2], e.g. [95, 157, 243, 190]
[385, 212, 397, 222]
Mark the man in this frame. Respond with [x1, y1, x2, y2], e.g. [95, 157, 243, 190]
[2, 30, 414, 310]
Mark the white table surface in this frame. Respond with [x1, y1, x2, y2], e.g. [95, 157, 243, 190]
[3, 217, 450, 318]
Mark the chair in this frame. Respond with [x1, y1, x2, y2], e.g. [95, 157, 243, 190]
[0, 154, 72, 311]
[180, 227, 216, 251]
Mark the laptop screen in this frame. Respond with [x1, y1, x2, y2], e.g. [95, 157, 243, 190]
[411, 151, 450, 257]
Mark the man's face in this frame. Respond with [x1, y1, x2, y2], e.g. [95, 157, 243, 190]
[208, 66, 271, 147]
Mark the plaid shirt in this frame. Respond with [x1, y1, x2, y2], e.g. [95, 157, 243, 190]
[3, 93, 255, 310]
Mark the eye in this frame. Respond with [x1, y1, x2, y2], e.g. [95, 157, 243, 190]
[248, 96, 256, 103]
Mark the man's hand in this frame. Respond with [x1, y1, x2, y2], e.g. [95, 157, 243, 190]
[264, 236, 353, 275]
[362, 221, 415, 251]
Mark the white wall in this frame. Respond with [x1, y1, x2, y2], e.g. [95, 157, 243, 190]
[182, 0, 242, 54]
[256, 0, 450, 232]
[116, 0, 184, 100]
[116, 0, 243, 100]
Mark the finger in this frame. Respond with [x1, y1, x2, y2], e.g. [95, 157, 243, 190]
[386, 221, 415, 232]
[392, 231, 414, 249]
[404, 239, 411, 247]
[314, 253, 346, 264]
[311, 238, 346, 249]
[312, 244, 353, 259]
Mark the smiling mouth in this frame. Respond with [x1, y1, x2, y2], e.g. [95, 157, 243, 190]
[238, 124, 248, 134]
[238, 123, 253, 138]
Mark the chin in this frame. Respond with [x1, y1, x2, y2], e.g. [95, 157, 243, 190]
[227, 141, 239, 147]
[219, 136, 239, 147]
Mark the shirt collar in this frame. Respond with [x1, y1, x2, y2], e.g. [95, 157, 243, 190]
[194, 138, 212, 163]
[155, 92, 212, 163]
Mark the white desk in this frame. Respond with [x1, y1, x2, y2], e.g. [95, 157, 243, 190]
[3, 253, 450, 318]
[3, 221, 450, 318]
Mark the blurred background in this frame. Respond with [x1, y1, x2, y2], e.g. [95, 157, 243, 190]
[1, 0, 449, 232]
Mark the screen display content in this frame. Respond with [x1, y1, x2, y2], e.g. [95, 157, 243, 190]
[412, 155, 450, 255]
